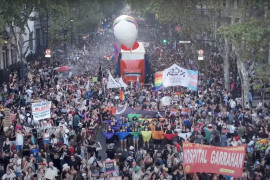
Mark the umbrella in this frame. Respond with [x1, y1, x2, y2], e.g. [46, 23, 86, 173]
[54, 66, 72, 72]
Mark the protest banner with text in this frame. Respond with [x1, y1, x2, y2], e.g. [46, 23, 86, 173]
[31, 101, 51, 121]
[4, 108, 12, 127]
[103, 160, 117, 174]
[183, 143, 246, 177]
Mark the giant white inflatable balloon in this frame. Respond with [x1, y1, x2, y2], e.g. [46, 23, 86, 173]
[113, 15, 138, 49]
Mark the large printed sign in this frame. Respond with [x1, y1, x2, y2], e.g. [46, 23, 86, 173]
[4, 108, 12, 127]
[183, 143, 246, 177]
[162, 64, 198, 91]
[163, 64, 189, 87]
[31, 101, 51, 121]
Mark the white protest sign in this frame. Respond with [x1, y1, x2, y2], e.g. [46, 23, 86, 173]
[31, 101, 51, 121]
[162, 64, 189, 88]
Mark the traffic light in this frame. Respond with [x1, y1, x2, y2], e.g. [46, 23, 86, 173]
[162, 39, 167, 44]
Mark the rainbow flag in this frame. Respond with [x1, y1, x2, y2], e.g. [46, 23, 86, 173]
[120, 90, 126, 101]
[106, 54, 114, 61]
[154, 71, 164, 91]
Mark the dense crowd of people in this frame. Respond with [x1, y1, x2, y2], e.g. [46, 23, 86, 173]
[0, 19, 270, 180]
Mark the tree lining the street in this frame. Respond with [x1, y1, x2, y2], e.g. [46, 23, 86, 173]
[0, 0, 125, 60]
[128, 0, 270, 107]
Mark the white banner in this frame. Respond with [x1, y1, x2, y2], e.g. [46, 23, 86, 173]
[162, 64, 189, 87]
[32, 101, 51, 121]
[117, 77, 128, 89]
[107, 72, 120, 89]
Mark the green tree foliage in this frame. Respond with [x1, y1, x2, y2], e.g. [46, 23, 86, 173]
[128, 0, 223, 62]
[0, 0, 36, 61]
[99, 0, 125, 18]
[0, 0, 35, 31]
[218, 18, 270, 62]
[35, 0, 125, 46]
[217, 0, 270, 106]
[253, 64, 270, 103]
[33, 0, 75, 46]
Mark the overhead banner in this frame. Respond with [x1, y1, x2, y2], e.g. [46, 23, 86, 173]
[162, 64, 198, 91]
[183, 143, 246, 177]
[31, 101, 51, 121]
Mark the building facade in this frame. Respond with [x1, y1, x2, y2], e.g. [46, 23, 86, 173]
[0, 12, 37, 83]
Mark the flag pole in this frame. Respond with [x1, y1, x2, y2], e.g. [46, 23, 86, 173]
[196, 70, 199, 98]
[103, 69, 106, 97]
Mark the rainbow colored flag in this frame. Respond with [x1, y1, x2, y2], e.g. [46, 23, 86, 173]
[154, 71, 164, 91]
[120, 90, 126, 101]
[106, 54, 114, 61]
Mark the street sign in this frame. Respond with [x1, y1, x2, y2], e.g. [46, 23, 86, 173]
[198, 49, 204, 60]
[198, 49, 204, 55]
[45, 49, 51, 58]
[198, 55, 204, 60]
[179, 41, 191, 43]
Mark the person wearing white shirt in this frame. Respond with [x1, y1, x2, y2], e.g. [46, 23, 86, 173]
[2, 168, 16, 179]
[227, 124, 235, 139]
[15, 130, 24, 153]
[26, 87, 33, 100]
[229, 99, 236, 110]
[88, 155, 96, 166]
[13, 153, 22, 177]
[231, 137, 239, 146]
[40, 121, 52, 134]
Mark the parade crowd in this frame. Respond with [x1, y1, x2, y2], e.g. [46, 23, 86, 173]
[0, 22, 270, 180]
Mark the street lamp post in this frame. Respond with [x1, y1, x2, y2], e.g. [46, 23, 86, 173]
[70, 19, 74, 46]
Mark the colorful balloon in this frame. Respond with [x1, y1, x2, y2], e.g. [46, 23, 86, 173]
[113, 15, 138, 49]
